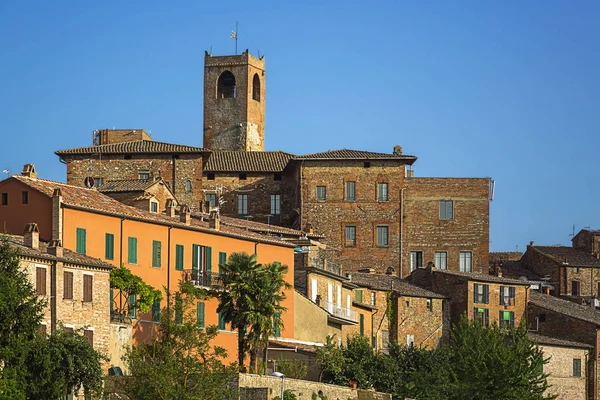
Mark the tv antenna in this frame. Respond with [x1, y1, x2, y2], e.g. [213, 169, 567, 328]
[230, 22, 238, 55]
[569, 224, 576, 239]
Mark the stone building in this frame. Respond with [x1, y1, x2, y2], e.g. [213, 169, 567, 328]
[54, 50, 492, 278]
[98, 178, 176, 213]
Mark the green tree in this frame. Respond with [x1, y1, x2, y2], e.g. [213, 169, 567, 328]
[110, 265, 162, 314]
[315, 335, 346, 383]
[118, 287, 238, 400]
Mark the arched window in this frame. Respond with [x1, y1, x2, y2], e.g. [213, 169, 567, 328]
[217, 71, 236, 98]
[252, 73, 261, 102]
[185, 179, 192, 193]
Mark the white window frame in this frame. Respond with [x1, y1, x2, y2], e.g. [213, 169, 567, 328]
[434, 251, 447, 270]
[270, 194, 281, 215]
[460, 251, 473, 272]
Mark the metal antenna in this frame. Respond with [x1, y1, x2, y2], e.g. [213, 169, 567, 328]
[569, 224, 576, 238]
[230, 22, 238, 55]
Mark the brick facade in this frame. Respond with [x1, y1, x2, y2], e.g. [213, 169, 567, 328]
[537, 342, 589, 400]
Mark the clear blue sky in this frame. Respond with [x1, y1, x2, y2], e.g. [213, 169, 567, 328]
[1, 1, 599, 252]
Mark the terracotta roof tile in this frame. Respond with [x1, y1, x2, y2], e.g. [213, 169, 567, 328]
[55, 140, 206, 155]
[530, 291, 600, 326]
[497, 260, 544, 281]
[531, 246, 600, 268]
[528, 333, 593, 349]
[4, 234, 113, 269]
[295, 149, 417, 162]
[98, 179, 157, 193]
[204, 151, 294, 172]
[435, 269, 531, 285]
[350, 273, 446, 299]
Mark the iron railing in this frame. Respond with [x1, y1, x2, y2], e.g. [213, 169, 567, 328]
[320, 299, 358, 322]
[182, 270, 223, 288]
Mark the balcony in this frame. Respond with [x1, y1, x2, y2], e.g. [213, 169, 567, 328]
[320, 299, 358, 324]
[182, 270, 222, 288]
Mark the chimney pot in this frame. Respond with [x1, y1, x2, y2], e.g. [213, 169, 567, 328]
[393, 145, 402, 156]
[209, 209, 220, 231]
[165, 199, 176, 217]
[23, 223, 39, 250]
[21, 164, 37, 179]
[47, 239, 63, 257]
[530, 241, 534, 246]
[180, 205, 191, 225]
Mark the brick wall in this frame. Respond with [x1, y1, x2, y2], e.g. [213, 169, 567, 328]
[403, 177, 490, 278]
[540, 344, 588, 400]
[522, 247, 563, 293]
[572, 231, 600, 255]
[391, 296, 447, 349]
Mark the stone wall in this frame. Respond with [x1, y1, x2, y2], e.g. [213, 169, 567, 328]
[540, 344, 589, 400]
[109, 322, 132, 374]
[572, 230, 600, 255]
[391, 295, 446, 349]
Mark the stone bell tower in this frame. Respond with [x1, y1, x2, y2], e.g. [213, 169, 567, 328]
[203, 50, 265, 151]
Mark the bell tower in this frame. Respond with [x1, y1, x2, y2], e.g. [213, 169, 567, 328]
[203, 50, 265, 151]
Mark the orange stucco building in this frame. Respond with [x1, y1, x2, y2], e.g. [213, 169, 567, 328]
[0, 171, 296, 363]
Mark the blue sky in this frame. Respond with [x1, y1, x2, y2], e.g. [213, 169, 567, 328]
[1, 1, 599, 251]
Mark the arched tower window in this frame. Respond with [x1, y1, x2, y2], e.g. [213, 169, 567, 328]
[217, 71, 236, 98]
[252, 73, 261, 102]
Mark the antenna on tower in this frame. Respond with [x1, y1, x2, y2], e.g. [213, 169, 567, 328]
[230, 22, 238, 55]
[569, 224, 576, 239]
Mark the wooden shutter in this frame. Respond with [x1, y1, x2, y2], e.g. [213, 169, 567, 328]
[128, 294, 136, 319]
[218, 312, 225, 330]
[484, 309, 489, 325]
[175, 245, 184, 271]
[105, 233, 114, 260]
[84, 329, 93, 346]
[510, 311, 515, 327]
[197, 302, 205, 328]
[359, 314, 365, 336]
[128, 237, 137, 264]
[76, 228, 86, 254]
[206, 246, 212, 285]
[175, 296, 182, 324]
[274, 312, 281, 337]
[152, 241, 161, 268]
[500, 286, 505, 306]
[473, 284, 478, 303]
[192, 245, 199, 272]
[36, 267, 46, 296]
[64, 271, 73, 299]
[483, 285, 489, 304]
[83, 275, 93, 302]
[152, 300, 160, 322]
[219, 252, 227, 274]
[510, 287, 516, 305]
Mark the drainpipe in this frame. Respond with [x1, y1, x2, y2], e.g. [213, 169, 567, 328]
[119, 217, 125, 267]
[254, 242, 260, 257]
[399, 188, 406, 278]
[371, 305, 379, 352]
[51, 260, 57, 334]
[167, 226, 173, 309]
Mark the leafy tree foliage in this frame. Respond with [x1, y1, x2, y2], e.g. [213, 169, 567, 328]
[117, 287, 238, 400]
[275, 357, 308, 380]
[110, 265, 162, 313]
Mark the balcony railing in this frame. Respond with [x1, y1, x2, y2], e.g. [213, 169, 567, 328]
[320, 299, 358, 322]
[309, 261, 342, 276]
[182, 270, 222, 288]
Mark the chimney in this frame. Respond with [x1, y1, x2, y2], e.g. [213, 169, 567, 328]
[426, 261, 437, 273]
[305, 224, 313, 234]
[23, 223, 39, 250]
[209, 210, 220, 231]
[180, 205, 191, 225]
[358, 267, 375, 274]
[47, 239, 63, 257]
[529, 241, 534, 247]
[21, 164, 37, 179]
[542, 286, 550, 295]
[385, 266, 395, 275]
[52, 188, 63, 242]
[491, 262, 502, 277]
[165, 199, 176, 217]
[393, 145, 402, 156]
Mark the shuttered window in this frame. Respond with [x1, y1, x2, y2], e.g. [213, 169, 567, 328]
[218, 312, 225, 330]
[84, 329, 93, 346]
[273, 312, 281, 337]
[76, 228, 86, 255]
[474, 308, 489, 326]
[128, 237, 137, 264]
[36, 267, 46, 296]
[152, 300, 160, 322]
[128, 294, 136, 319]
[474, 284, 489, 304]
[83, 275, 93, 302]
[175, 244, 184, 271]
[219, 252, 227, 275]
[105, 233, 114, 260]
[499, 311, 515, 328]
[197, 302, 205, 328]
[359, 314, 365, 336]
[152, 240, 162, 268]
[206, 246, 212, 285]
[63, 271, 73, 299]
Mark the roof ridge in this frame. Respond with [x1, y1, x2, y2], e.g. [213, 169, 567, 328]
[13, 175, 90, 191]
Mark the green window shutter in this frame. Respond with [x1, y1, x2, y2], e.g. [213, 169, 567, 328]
[206, 246, 212, 285]
[152, 241, 162, 268]
[192, 244, 199, 272]
[218, 311, 225, 330]
[197, 302, 205, 328]
[152, 300, 160, 322]
[128, 237, 137, 264]
[129, 294, 136, 319]
[484, 285, 489, 304]
[359, 314, 365, 336]
[175, 244, 184, 271]
[105, 233, 114, 260]
[219, 252, 227, 275]
[175, 296, 182, 324]
[76, 228, 86, 255]
[274, 312, 281, 337]
[473, 284, 478, 303]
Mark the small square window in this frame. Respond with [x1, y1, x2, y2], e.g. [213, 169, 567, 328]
[206, 193, 217, 208]
[1, 193, 7, 206]
[207, 173, 215, 180]
[316, 186, 327, 201]
[274, 173, 282, 181]
[22, 191, 28, 205]
[239, 173, 247, 180]
[138, 171, 150, 180]
[426, 298, 433, 312]
[150, 202, 158, 213]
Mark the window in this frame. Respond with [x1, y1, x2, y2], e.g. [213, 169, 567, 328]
[1, 193, 7, 205]
[63, 271, 73, 299]
[406, 334, 415, 347]
[434, 251, 447, 270]
[364, 162, 371, 168]
[474, 308, 489, 325]
[239, 173, 247, 180]
[217, 70, 236, 98]
[376, 225, 389, 247]
[270, 194, 281, 215]
[427, 298, 433, 312]
[22, 191, 28, 205]
[500, 286, 516, 306]
[36, 267, 46, 296]
[573, 358, 582, 377]
[356, 289, 364, 303]
[539, 313, 546, 323]
[150, 202, 158, 213]
[128, 294, 136, 319]
[192, 244, 213, 286]
[83, 275, 93, 302]
[274, 173, 282, 181]
[377, 183, 389, 201]
[152, 240, 162, 268]
[370, 292, 376, 306]
[94, 177, 104, 187]
[345, 225, 357, 247]
[439, 200, 454, 220]
[128, 237, 138, 264]
[410, 251, 423, 271]
[206, 173, 215, 180]
[252, 73, 261, 101]
[237, 194, 248, 216]
[219, 252, 227, 275]
[572, 280, 581, 296]
[40, 324, 47, 336]
[197, 302, 205, 328]
[273, 312, 281, 337]
[316, 186, 326, 201]
[175, 244, 184, 271]
[359, 314, 365, 336]
[499, 310, 515, 328]
[474, 284, 489, 304]
[206, 193, 217, 208]
[105, 233, 114, 260]
[218, 312, 226, 330]
[459, 251, 472, 272]
[138, 171, 150, 180]
[76, 228, 86, 255]
[185, 179, 192, 193]
[83, 329, 93, 346]
[573, 267, 579, 273]
[345, 181, 356, 201]
[152, 300, 160, 322]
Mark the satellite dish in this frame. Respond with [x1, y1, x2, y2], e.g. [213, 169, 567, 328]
[84, 177, 95, 188]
